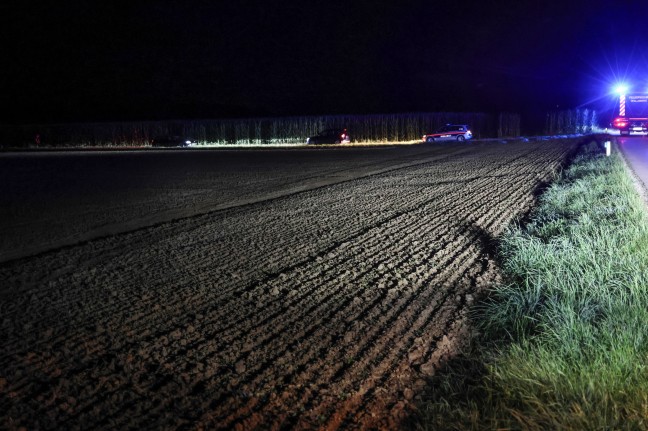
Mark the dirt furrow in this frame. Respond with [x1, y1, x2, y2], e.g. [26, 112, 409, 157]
[212, 224, 494, 428]
[0, 139, 583, 430]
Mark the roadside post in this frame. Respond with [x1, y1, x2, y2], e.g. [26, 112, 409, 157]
[604, 140, 611, 157]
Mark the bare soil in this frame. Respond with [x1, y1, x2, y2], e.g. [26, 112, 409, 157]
[0, 139, 580, 429]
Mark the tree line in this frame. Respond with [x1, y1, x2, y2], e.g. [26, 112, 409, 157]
[0, 112, 522, 147]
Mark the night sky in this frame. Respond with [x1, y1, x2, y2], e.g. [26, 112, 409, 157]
[3, 0, 648, 124]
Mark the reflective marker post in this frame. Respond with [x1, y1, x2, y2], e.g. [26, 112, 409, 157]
[604, 140, 611, 157]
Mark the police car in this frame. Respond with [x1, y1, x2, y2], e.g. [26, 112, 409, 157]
[422, 124, 472, 142]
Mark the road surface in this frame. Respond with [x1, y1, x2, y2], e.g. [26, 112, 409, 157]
[617, 136, 648, 199]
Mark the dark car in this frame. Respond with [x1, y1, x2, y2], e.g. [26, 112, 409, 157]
[422, 124, 472, 142]
[306, 128, 350, 145]
[151, 136, 197, 147]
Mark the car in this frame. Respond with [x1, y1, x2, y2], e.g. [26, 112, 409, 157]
[306, 128, 350, 145]
[422, 124, 472, 142]
[151, 136, 197, 147]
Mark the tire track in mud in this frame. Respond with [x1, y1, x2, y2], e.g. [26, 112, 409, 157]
[0, 139, 582, 430]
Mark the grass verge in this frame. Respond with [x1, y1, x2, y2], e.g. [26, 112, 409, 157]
[415, 139, 648, 430]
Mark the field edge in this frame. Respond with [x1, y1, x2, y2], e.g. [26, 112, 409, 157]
[412, 136, 648, 430]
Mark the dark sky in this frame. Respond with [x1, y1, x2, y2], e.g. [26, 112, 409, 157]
[2, 0, 648, 124]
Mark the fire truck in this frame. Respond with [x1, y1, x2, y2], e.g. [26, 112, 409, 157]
[612, 93, 648, 135]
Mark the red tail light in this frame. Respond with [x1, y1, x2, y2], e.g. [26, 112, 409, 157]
[613, 117, 628, 128]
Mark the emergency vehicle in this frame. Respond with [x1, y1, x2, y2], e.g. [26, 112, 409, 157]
[612, 93, 648, 135]
[422, 124, 472, 142]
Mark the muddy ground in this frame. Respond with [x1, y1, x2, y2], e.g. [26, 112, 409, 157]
[0, 139, 580, 429]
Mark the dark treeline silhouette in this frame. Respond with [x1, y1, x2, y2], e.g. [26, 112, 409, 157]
[1, 112, 522, 148]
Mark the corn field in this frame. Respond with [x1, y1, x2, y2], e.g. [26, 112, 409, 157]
[0, 112, 523, 148]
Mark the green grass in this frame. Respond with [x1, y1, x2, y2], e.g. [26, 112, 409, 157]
[415, 140, 648, 430]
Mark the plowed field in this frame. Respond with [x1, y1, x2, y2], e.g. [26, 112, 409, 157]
[1, 139, 580, 430]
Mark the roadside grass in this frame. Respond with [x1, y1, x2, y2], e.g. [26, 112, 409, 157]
[415, 140, 648, 430]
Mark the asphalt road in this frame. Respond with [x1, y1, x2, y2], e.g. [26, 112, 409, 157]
[617, 136, 648, 197]
[0, 143, 481, 263]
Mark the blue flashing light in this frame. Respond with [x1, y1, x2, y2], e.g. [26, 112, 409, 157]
[614, 83, 629, 94]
